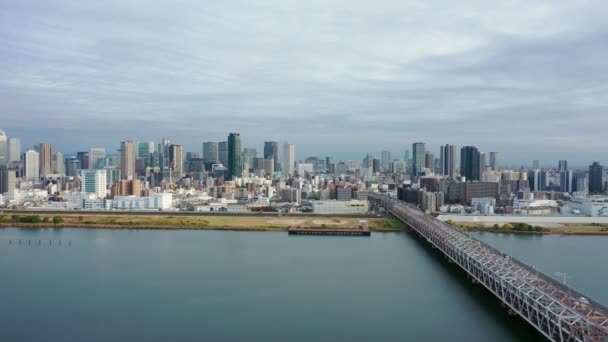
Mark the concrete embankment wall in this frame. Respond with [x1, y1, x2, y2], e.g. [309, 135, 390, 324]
[438, 215, 608, 225]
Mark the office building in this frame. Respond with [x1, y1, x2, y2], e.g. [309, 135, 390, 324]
[381, 150, 391, 171]
[0, 166, 18, 194]
[218, 141, 228, 165]
[120, 140, 136, 180]
[589, 162, 604, 194]
[282, 143, 295, 177]
[227, 133, 242, 179]
[88, 148, 106, 169]
[403, 150, 410, 162]
[168, 144, 183, 176]
[533, 160, 540, 170]
[8, 137, 20, 163]
[203, 142, 218, 162]
[558, 160, 568, 172]
[559, 170, 573, 194]
[76, 152, 89, 170]
[54, 152, 65, 175]
[425, 152, 435, 170]
[441, 144, 458, 179]
[264, 142, 278, 169]
[489, 152, 499, 171]
[479, 152, 487, 180]
[138, 141, 154, 159]
[66, 158, 81, 177]
[24, 149, 40, 180]
[81, 169, 108, 198]
[460, 146, 481, 182]
[39, 143, 53, 176]
[242, 147, 257, 172]
[412, 142, 425, 177]
[0, 130, 7, 167]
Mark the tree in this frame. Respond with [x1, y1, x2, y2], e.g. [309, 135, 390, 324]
[42, 217, 50, 223]
[52, 216, 64, 226]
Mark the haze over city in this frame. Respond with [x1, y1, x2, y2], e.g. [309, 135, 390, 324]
[1, 1, 608, 164]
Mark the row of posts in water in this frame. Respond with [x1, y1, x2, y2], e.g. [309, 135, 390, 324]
[8, 240, 71, 247]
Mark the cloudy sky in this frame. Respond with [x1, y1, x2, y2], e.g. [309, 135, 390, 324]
[1, 0, 607, 166]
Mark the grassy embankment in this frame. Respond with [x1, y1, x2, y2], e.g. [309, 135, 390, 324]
[0, 213, 405, 232]
[446, 219, 608, 235]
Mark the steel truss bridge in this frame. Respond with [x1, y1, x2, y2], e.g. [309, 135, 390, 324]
[369, 193, 608, 342]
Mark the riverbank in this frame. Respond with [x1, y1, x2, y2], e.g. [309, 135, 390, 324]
[449, 221, 608, 235]
[0, 213, 405, 232]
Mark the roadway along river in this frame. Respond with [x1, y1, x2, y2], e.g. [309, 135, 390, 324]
[2, 227, 604, 341]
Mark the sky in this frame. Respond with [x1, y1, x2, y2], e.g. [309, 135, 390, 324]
[1, 0, 607, 166]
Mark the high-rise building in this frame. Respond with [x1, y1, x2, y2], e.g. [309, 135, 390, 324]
[242, 148, 257, 172]
[76, 152, 89, 170]
[0, 166, 18, 194]
[282, 143, 295, 177]
[218, 141, 228, 165]
[54, 152, 65, 175]
[39, 143, 53, 176]
[24, 149, 40, 180]
[66, 158, 81, 177]
[120, 140, 136, 180]
[479, 152, 487, 181]
[558, 160, 568, 172]
[168, 144, 183, 176]
[412, 142, 425, 177]
[363, 153, 373, 169]
[528, 170, 546, 192]
[0, 130, 7, 167]
[532, 160, 540, 170]
[8, 137, 20, 163]
[589, 162, 604, 194]
[137, 142, 154, 159]
[403, 150, 410, 162]
[441, 144, 458, 179]
[381, 150, 391, 171]
[264, 142, 279, 170]
[460, 146, 481, 182]
[227, 133, 242, 180]
[81, 169, 108, 198]
[559, 170, 573, 194]
[425, 152, 434, 170]
[203, 142, 218, 162]
[161, 138, 171, 168]
[489, 152, 499, 171]
[88, 148, 106, 169]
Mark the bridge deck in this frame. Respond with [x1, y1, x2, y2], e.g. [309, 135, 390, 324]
[370, 194, 608, 342]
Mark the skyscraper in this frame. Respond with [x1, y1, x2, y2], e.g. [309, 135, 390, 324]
[76, 152, 89, 170]
[120, 140, 136, 180]
[559, 169, 573, 194]
[441, 144, 457, 179]
[242, 147, 257, 172]
[589, 162, 604, 194]
[137, 141, 154, 159]
[0, 130, 7, 167]
[8, 137, 20, 163]
[227, 133, 242, 179]
[425, 152, 435, 170]
[54, 152, 65, 175]
[381, 150, 391, 171]
[169, 144, 183, 176]
[403, 150, 410, 162]
[0, 166, 17, 194]
[412, 142, 425, 177]
[533, 160, 540, 170]
[66, 158, 81, 177]
[460, 146, 481, 182]
[264, 142, 278, 170]
[479, 152, 487, 181]
[203, 142, 218, 162]
[24, 149, 39, 180]
[38, 143, 53, 176]
[218, 141, 228, 165]
[89, 148, 106, 169]
[489, 152, 499, 171]
[558, 160, 568, 172]
[282, 143, 295, 177]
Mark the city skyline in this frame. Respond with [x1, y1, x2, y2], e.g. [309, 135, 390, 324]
[2, 2, 608, 164]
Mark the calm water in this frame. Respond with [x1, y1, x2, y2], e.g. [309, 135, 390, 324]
[3, 227, 596, 342]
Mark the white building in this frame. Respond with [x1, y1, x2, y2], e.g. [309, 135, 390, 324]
[8, 137, 20, 163]
[282, 143, 295, 177]
[24, 149, 40, 180]
[81, 169, 107, 198]
[297, 163, 314, 176]
[581, 196, 608, 217]
[513, 199, 558, 209]
[471, 197, 496, 215]
[112, 193, 173, 210]
[312, 200, 368, 214]
[0, 130, 6, 166]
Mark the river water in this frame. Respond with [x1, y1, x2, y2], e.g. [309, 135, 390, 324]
[1, 227, 604, 341]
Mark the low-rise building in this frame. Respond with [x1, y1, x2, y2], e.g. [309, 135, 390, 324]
[112, 193, 173, 210]
[312, 200, 368, 214]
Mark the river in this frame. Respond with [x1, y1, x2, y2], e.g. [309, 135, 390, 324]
[1, 227, 604, 341]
